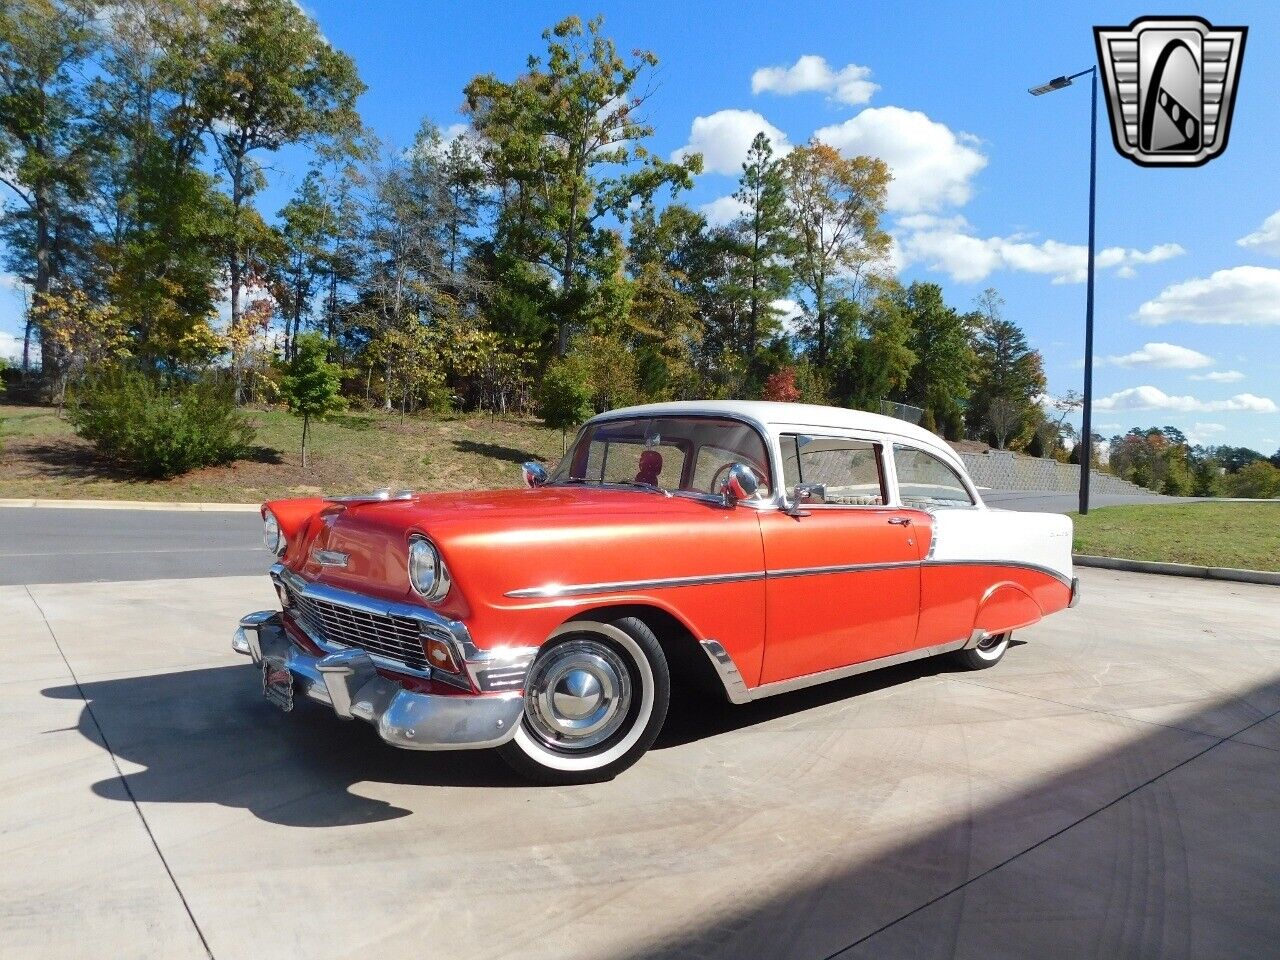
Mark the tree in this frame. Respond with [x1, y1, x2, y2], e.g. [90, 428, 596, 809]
[196, 0, 363, 357]
[465, 15, 699, 356]
[276, 171, 335, 360]
[537, 355, 593, 452]
[732, 132, 793, 359]
[277, 331, 345, 467]
[0, 0, 100, 379]
[902, 282, 973, 432]
[827, 281, 915, 410]
[781, 141, 890, 366]
[969, 291, 1045, 447]
[986, 397, 1021, 450]
[762, 367, 801, 403]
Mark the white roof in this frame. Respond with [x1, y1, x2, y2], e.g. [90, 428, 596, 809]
[595, 400, 961, 465]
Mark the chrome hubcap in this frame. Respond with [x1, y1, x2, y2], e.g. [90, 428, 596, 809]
[525, 638, 632, 751]
[976, 633, 1005, 651]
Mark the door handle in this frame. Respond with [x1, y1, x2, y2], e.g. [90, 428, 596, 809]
[887, 517, 911, 526]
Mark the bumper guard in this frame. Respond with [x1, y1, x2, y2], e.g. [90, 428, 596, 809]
[233, 612, 524, 751]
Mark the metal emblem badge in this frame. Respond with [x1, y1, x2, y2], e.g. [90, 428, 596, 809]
[1094, 16, 1247, 167]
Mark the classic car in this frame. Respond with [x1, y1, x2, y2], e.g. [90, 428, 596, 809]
[233, 400, 1079, 784]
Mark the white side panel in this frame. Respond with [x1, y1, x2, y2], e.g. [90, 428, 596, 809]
[927, 509, 1073, 582]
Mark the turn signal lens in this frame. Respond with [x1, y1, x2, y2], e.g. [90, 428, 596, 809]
[424, 636, 461, 673]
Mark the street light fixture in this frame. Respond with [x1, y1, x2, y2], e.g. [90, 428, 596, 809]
[1029, 65, 1098, 515]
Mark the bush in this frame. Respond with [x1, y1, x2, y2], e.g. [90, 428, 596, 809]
[68, 372, 255, 478]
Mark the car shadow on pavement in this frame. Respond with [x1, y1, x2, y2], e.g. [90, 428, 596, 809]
[42, 664, 526, 827]
[42, 642, 1033, 828]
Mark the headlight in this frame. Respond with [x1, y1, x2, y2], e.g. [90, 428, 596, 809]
[408, 535, 451, 602]
[263, 511, 285, 556]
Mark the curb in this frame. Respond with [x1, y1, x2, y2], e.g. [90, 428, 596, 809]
[1074, 554, 1280, 587]
[0, 498, 261, 513]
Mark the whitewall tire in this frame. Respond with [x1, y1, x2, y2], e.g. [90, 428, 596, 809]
[497, 616, 670, 785]
[952, 632, 1010, 671]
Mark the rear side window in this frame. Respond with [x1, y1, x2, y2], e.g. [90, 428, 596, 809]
[893, 445, 975, 509]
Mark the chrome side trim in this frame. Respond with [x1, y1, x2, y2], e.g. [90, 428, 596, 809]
[964, 627, 989, 650]
[767, 559, 920, 580]
[923, 558, 1074, 589]
[310, 548, 349, 567]
[507, 557, 1072, 599]
[699, 639, 752, 705]
[506, 570, 766, 599]
[699, 637, 970, 703]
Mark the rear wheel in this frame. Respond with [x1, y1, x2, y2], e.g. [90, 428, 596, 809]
[497, 616, 670, 785]
[951, 632, 1010, 670]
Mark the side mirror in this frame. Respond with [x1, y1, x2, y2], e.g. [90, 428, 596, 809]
[793, 483, 826, 505]
[522, 462, 548, 488]
[719, 463, 761, 504]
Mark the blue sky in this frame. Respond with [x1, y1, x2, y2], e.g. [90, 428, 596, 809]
[3, 1, 1278, 452]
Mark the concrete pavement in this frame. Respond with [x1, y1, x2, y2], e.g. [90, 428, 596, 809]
[3, 568, 1278, 959]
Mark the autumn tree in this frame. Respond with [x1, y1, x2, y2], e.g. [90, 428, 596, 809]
[465, 15, 700, 356]
[781, 141, 890, 366]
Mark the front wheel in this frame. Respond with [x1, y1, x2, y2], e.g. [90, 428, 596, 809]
[497, 616, 670, 785]
[951, 632, 1010, 671]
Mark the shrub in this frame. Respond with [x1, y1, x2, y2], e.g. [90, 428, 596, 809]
[68, 372, 255, 478]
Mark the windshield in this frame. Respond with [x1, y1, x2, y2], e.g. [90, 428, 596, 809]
[551, 416, 773, 499]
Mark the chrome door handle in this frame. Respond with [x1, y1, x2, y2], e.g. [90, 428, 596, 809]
[887, 517, 911, 526]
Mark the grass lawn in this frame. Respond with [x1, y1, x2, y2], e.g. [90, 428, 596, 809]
[0, 402, 567, 503]
[1071, 502, 1280, 572]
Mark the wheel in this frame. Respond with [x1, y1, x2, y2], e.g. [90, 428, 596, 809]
[951, 632, 1010, 671]
[497, 616, 670, 785]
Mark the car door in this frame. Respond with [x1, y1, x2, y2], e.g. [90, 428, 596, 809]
[758, 433, 923, 685]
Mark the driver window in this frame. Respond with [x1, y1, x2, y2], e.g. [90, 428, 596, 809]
[781, 435, 885, 506]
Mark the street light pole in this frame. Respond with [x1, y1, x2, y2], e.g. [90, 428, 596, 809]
[1029, 66, 1098, 514]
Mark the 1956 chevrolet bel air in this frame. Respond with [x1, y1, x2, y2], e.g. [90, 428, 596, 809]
[233, 400, 1079, 783]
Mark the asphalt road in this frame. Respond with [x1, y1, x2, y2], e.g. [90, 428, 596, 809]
[0, 489, 1181, 584]
[4, 567, 1277, 959]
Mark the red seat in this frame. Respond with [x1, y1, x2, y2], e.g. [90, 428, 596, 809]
[635, 449, 663, 486]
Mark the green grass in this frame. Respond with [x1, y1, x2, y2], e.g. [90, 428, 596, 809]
[0, 403, 566, 503]
[1071, 502, 1280, 571]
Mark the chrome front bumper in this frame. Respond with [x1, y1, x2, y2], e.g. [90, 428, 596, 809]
[233, 612, 524, 751]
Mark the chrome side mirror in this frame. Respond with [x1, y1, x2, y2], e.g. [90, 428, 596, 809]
[522, 462, 548, 488]
[719, 463, 761, 504]
[793, 483, 826, 505]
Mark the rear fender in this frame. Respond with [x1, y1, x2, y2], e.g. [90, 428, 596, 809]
[972, 581, 1044, 637]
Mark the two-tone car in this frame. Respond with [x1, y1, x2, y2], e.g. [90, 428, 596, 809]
[234, 401, 1078, 783]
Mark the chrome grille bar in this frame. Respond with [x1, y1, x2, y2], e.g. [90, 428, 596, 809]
[286, 585, 429, 671]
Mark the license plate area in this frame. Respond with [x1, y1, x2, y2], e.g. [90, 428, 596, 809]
[262, 656, 294, 712]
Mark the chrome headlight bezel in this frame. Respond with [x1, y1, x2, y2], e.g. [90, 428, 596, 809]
[263, 511, 285, 556]
[407, 535, 451, 603]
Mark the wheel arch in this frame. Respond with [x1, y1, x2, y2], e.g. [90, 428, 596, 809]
[971, 580, 1044, 637]
[556, 602, 727, 701]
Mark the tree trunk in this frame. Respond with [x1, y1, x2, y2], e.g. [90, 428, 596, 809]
[301, 412, 309, 468]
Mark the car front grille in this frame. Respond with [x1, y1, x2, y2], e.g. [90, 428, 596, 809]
[285, 585, 430, 672]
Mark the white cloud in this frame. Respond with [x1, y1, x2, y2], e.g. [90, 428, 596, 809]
[673, 109, 790, 176]
[0, 329, 28, 362]
[898, 219, 1184, 284]
[1137, 266, 1280, 326]
[1094, 385, 1278, 413]
[1187, 422, 1227, 445]
[1189, 370, 1246, 383]
[770, 297, 803, 336]
[1100, 342, 1211, 369]
[813, 106, 986, 213]
[751, 55, 878, 106]
[1237, 210, 1280, 256]
[700, 194, 750, 227]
